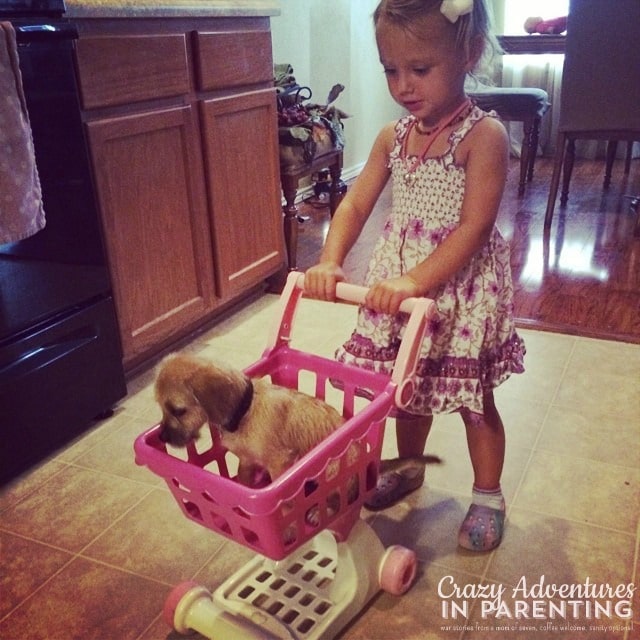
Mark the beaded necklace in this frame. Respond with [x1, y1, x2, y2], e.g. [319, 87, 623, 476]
[401, 98, 472, 187]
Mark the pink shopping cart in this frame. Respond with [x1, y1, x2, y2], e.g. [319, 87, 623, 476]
[134, 272, 436, 639]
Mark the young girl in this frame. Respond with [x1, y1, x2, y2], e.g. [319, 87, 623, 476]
[304, 0, 525, 551]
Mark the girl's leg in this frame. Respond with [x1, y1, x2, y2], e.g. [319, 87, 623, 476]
[461, 393, 504, 490]
[458, 392, 506, 551]
[397, 414, 433, 458]
[364, 414, 433, 510]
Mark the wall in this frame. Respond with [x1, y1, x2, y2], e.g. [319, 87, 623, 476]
[271, 0, 403, 179]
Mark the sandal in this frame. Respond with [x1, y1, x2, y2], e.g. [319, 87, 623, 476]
[364, 458, 426, 511]
[458, 503, 505, 551]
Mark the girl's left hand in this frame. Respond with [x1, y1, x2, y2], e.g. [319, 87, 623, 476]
[365, 275, 421, 315]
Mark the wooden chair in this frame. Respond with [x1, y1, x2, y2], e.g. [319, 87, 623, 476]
[280, 148, 344, 270]
[544, 0, 640, 229]
[468, 85, 550, 195]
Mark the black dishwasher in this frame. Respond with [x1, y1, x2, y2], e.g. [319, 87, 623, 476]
[0, 0, 126, 484]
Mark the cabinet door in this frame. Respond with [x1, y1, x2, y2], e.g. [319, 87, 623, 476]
[200, 89, 284, 297]
[86, 106, 216, 367]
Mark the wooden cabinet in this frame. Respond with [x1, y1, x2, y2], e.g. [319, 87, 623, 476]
[200, 90, 282, 296]
[86, 106, 215, 361]
[74, 19, 285, 371]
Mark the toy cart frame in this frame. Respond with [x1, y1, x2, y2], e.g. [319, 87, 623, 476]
[134, 272, 435, 639]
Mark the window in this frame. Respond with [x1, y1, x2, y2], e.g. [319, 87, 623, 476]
[501, 0, 569, 35]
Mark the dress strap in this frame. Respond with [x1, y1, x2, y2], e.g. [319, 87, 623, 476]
[388, 116, 413, 168]
[442, 104, 491, 168]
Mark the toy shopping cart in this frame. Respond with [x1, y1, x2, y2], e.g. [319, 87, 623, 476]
[134, 272, 436, 639]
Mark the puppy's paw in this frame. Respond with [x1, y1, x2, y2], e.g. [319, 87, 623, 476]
[237, 463, 271, 488]
[305, 504, 321, 528]
[282, 524, 298, 546]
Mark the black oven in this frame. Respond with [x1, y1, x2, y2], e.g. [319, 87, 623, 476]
[0, 0, 126, 484]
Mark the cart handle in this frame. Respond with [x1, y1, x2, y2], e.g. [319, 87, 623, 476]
[265, 271, 437, 410]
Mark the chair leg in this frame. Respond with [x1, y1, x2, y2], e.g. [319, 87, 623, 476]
[560, 138, 575, 206]
[280, 174, 300, 271]
[604, 140, 617, 189]
[544, 132, 566, 229]
[527, 116, 541, 183]
[624, 140, 633, 174]
[328, 158, 344, 217]
[518, 118, 533, 195]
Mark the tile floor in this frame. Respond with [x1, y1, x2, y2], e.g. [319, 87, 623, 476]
[1, 293, 638, 640]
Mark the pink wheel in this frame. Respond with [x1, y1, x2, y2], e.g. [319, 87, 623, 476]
[379, 545, 417, 595]
[163, 581, 201, 630]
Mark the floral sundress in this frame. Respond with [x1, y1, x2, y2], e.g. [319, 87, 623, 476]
[336, 106, 525, 416]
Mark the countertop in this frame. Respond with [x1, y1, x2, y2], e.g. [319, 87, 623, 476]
[64, 0, 280, 19]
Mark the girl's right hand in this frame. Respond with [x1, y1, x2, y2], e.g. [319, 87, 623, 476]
[304, 262, 346, 301]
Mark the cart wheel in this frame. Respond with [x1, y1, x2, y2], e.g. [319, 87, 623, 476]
[379, 545, 417, 595]
[163, 581, 208, 633]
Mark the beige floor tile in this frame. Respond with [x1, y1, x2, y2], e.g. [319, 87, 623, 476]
[537, 405, 640, 469]
[0, 532, 72, 618]
[485, 506, 636, 588]
[379, 397, 538, 505]
[496, 351, 565, 409]
[200, 293, 357, 364]
[414, 415, 475, 490]
[200, 296, 280, 354]
[497, 394, 547, 451]
[425, 425, 532, 505]
[0, 465, 151, 552]
[72, 413, 166, 486]
[495, 329, 575, 407]
[195, 341, 270, 372]
[554, 359, 639, 422]
[465, 501, 637, 640]
[369, 489, 492, 577]
[120, 385, 163, 422]
[0, 459, 68, 513]
[192, 540, 259, 601]
[54, 407, 133, 463]
[136, 616, 173, 640]
[200, 292, 278, 338]
[570, 337, 640, 379]
[337, 563, 473, 640]
[517, 329, 577, 368]
[285, 297, 358, 356]
[83, 488, 225, 585]
[0, 557, 168, 640]
[513, 450, 639, 534]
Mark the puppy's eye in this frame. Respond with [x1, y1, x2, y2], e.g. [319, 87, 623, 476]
[168, 404, 188, 418]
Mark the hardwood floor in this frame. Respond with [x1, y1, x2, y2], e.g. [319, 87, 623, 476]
[293, 156, 640, 343]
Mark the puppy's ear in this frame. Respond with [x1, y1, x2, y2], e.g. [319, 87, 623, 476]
[188, 363, 248, 428]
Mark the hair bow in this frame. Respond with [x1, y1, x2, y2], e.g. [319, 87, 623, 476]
[440, 0, 473, 23]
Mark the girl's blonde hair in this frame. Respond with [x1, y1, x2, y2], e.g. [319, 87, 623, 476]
[373, 0, 501, 78]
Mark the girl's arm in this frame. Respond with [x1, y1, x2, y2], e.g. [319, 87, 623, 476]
[304, 122, 394, 301]
[365, 116, 509, 314]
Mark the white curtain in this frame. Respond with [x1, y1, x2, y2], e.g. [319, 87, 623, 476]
[500, 55, 564, 157]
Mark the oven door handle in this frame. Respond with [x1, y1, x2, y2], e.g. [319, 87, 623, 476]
[15, 22, 78, 43]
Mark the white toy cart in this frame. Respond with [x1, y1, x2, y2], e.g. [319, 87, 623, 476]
[134, 272, 436, 639]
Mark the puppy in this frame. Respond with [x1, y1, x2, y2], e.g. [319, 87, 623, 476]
[155, 353, 346, 487]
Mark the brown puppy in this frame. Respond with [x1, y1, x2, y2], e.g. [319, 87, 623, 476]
[155, 353, 345, 486]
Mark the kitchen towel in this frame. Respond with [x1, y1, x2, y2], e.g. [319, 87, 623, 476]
[0, 21, 45, 244]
